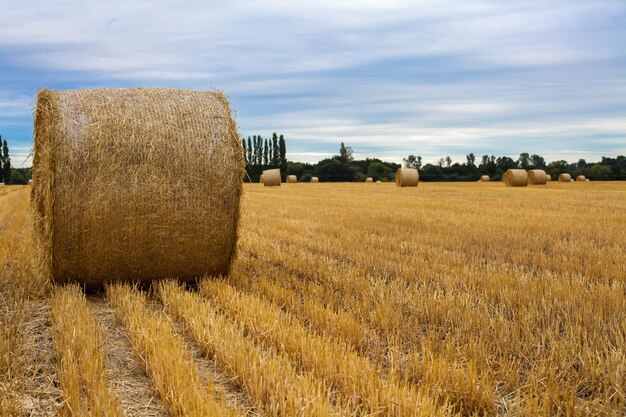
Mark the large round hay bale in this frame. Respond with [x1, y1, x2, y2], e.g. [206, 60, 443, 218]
[262, 169, 281, 186]
[480, 175, 490, 182]
[31, 88, 244, 288]
[286, 175, 297, 183]
[558, 173, 572, 182]
[395, 168, 419, 187]
[528, 169, 547, 185]
[576, 175, 586, 182]
[502, 169, 528, 187]
[365, 177, 373, 183]
[311, 177, 319, 183]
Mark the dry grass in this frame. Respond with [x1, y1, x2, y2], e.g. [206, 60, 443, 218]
[157, 279, 342, 417]
[107, 283, 237, 417]
[50, 285, 123, 416]
[1, 182, 625, 416]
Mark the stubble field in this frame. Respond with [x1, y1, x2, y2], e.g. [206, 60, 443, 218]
[1, 181, 625, 416]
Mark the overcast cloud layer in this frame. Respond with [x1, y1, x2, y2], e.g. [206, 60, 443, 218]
[1, 0, 625, 166]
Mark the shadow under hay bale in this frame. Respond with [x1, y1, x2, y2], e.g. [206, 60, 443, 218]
[32, 88, 244, 289]
[395, 168, 419, 187]
[502, 169, 528, 187]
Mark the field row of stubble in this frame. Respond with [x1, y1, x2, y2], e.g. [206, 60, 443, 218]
[0, 182, 625, 417]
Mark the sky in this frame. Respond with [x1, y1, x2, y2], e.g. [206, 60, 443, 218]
[0, 0, 625, 167]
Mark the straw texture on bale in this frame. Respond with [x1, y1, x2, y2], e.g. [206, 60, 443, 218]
[528, 169, 547, 185]
[365, 177, 374, 183]
[286, 175, 297, 183]
[480, 175, 490, 182]
[395, 168, 419, 187]
[502, 169, 528, 187]
[311, 177, 319, 183]
[32, 88, 244, 288]
[559, 173, 572, 182]
[262, 169, 281, 187]
[576, 175, 586, 182]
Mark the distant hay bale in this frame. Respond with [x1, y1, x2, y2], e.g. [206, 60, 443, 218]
[286, 175, 297, 183]
[376, 180, 382, 183]
[259, 174, 264, 183]
[31, 88, 244, 288]
[365, 177, 374, 183]
[0, 183, 4, 187]
[480, 175, 490, 182]
[558, 173, 572, 182]
[545, 175, 552, 181]
[585, 179, 590, 182]
[576, 175, 586, 182]
[311, 177, 319, 183]
[528, 169, 547, 185]
[502, 169, 528, 187]
[262, 169, 281, 186]
[28, 179, 33, 185]
[395, 168, 419, 187]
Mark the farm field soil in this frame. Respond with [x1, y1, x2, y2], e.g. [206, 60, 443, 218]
[1, 182, 625, 416]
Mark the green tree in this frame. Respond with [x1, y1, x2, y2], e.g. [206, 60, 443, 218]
[263, 138, 269, 166]
[403, 155, 422, 170]
[272, 133, 280, 167]
[2, 140, 10, 184]
[588, 164, 612, 180]
[242, 138, 248, 165]
[279, 134, 287, 173]
[338, 142, 353, 163]
[367, 162, 392, 181]
[518, 153, 530, 169]
[529, 154, 545, 168]
[9, 169, 26, 185]
[466, 153, 476, 167]
[445, 156, 452, 168]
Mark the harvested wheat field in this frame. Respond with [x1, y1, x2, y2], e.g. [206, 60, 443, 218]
[1, 182, 625, 417]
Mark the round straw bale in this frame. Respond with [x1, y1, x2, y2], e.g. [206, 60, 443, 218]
[395, 168, 419, 187]
[528, 169, 547, 185]
[576, 175, 586, 181]
[585, 179, 590, 182]
[545, 175, 552, 181]
[286, 175, 297, 183]
[365, 177, 373, 183]
[502, 169, 528, 187]
[376, 180, 382, 183]
[28, 179, 33, 185]
[0, 183, 4, 187]
[262, 169, 281, 186]
[260, 174, 264, 183]
[311, 177, 319, 183]
[31, 88, 244, 288]
[558, 173, 572, 182]
[480, 175, 490, 182]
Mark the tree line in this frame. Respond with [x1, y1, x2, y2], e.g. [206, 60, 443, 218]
[242, 133, 287, 182]
[403, 152, 626, 182]
[245, 136, 625, 182]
